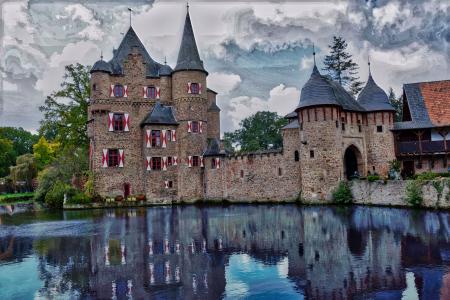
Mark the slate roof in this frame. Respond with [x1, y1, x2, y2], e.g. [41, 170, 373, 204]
[174, 11, 207, 74]
[208, 102, 221, 112]
[285, 111, 297, 119]
[282, 119, 300, 129]
[203, 138, 222, 156]
[297, 65, 365, 112]
[91, 59, 112, 73]
[393, 80, 450, 130]
[357, 73, 394, 112]
[141, 102, 178, 126]
[109, 27, 167, 77]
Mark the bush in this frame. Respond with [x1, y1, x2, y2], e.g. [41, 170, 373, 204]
[45, 181, 74, 209]
[367, 174, 381, 182]
[67, 192, 91, 205]
[332, 181, 353, 204]
[405, 180, 423, 207]
[389, 160, 401, 173]
[416, 172, 438, 181]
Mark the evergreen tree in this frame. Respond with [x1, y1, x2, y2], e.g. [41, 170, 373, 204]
[322, 36, 364, 96]
[388, 87, 403, 122]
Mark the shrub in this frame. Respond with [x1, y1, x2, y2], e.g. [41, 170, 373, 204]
[332, 181, 353, 204]
[389, 160, 401, 172]
[45, 181, 74, 209]
[67, 192, 91, 205]
[416, 172, 438, 181]
[431, 180, 445, 206]
[367, 174, 381, 182]
[405, 180, 423, 207]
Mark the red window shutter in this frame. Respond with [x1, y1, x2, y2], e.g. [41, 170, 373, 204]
[199, 121, 203, 133]
[124, 113, 130, 132]
[187, 82, 192, 94]
[118, 149, 124, 167]
[162, 156, 167, 171]
[164, 180, 169, 189]
[173, 156, 178, 166]
[146, 130, 151, 148]
[156, 87, 161, 99]
[216, 158, 221, 169]
[200, 156, 204, 168]
[143, 86, 148, 98]
[188, 156, 192, 167]
[102, 149, 108, 168]
[108, 113, 114, 131]
[187, 121, 192, 133]
[161, 130, 167, 148]
[171, 130, 176, 141]
[110, 85, 115, 97]
[199, 83, 202, 94]
[146, 157, 150, 171]
[124, 85, 128, 97]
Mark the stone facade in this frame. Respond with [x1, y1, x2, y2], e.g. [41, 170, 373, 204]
[89, 9, 404, 203]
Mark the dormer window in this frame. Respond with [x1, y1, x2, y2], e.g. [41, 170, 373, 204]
[113, 84, 124, 97]
[190, 83, 200, 94]
[147, 86, 157, 99]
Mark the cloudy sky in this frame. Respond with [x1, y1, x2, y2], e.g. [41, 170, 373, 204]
[0, 0, 449, 134]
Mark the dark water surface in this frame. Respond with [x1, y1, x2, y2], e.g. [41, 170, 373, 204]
[1, 205, 450, 299]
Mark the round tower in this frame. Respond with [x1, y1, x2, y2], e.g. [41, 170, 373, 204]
[90, 57, 112, 100]
[172, 8, 209, 201]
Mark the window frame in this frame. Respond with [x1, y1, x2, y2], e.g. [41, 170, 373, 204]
[152, 157, 162, 170]
[211, 158, 217, 169]
[192, 156, 200, 167]
[191, 121, 199, 133]
[310, 150, 315, 158]
[113, 113, 124, 132]
[190, 83, 200, 94]
[376, 125, 383, 133]
[151, 130, 161, 147]
[147, 86, 157, 99]
[108, 149, 119, 167]
[167, 156, 173, 167]
[113, 84, 124, 97]
[294, 150, 300, 162]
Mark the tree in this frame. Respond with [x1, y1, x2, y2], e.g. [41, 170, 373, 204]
[223, 111, 288, 153]
[9, 154, 38, 192]
[33, 137, 59, 171]
[0, 127, 39, 156]
[322, 36, 364, 96]
[388, 87, 403, 122]
[0, 138, 16, 177]
[39, 63, 90, 150]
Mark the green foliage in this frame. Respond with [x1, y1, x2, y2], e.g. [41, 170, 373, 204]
[39, 63, 90, 149]
[9, 154, 38, 191]
[83, 172, 94, 198]
[44, 181, 74, 209]
[389, 160, 401, 172]
[33, 136, 59, 170]
[405, 180, 423, 207]
[367, 174, 381, 182]
[0, 192, 34, 203]
[0, 138, 16, 177]
[66, 192, 91, 205]
[388, 88, 403, 122]
[332, 181, 353, 204]
[322, 36, 363, 96]
[416, 172, 439, 181]
[223, 111, 288, 152]
[0, 127, 39, 156]
[431, 180, 444, 206]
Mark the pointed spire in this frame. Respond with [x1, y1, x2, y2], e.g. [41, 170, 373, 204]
[100, 50, 103, 61]
[174, 6, 207, 74]
[311, 43, 320, 76]
[367, 55, 374, 83]
[128, 8, 133, 28]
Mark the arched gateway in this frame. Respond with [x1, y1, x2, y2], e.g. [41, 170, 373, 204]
[344, 145, 363, 179]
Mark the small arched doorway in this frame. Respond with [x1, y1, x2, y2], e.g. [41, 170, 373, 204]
[344, 145, 363, 179]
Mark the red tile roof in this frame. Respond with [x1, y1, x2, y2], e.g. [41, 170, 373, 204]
[419, 80, 450, 127]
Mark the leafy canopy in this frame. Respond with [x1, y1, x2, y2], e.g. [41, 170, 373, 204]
[33, 136, 59, 171]
[223, 111, 288, 153]
[0, 127, 39, 156]
[0, 138, 16, 177]
[322, 36, 364, 96]
[388, 87, 403, 122]
[39, 63, 90, 150]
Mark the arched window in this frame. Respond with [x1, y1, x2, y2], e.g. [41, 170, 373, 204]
[147, 86, 156, 99]
[92, 84, 97, 91]
[294, 150, 299, 161]
[113, 84, 124, 97]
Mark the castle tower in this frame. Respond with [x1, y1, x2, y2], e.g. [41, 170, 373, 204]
[172, 8, 209, 201]
[357, 64, 396, 176]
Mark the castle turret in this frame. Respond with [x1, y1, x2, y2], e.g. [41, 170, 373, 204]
[172, 8, 209, 201]
[357, 64, 396, 176]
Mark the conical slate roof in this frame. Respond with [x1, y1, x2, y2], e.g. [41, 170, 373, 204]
[357, 73, 395, 111]
[109, 27, 165, 77]
[141, 102, 178, 126]
[91, 59, 112, 74]
[297, 65, 365, 112]
[174, 11, 207, 74]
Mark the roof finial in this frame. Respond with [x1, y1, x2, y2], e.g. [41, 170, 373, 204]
[100, 50, 103, 61]
[164, 56, 167, 65]
[128, 8, 132, 27]
[368, 54, 371, 74]
[187, 1, 189, 13]
[313, 43, 316, 66]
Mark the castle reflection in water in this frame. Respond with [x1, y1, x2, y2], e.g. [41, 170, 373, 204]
[1, 205, 450, 299]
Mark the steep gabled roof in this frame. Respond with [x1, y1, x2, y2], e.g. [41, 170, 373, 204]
[174, 11, 207, 74]
[141, 102, 178, 126]
[109, 27, 167, 77]
[357, 73, 394, 112]
[297, 65, 365, 112]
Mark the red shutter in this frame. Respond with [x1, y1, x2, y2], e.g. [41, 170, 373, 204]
[118, 149, 124, 167]
[143, 86, 148, 98]
[102, 149, 108, 168]
[171, 130, 176, 142]
[173, 156, 178, 166]
[161, 130, 167, 148]
[146, 130, 151, 148]
[162, 157, 167, 171]
[124, 113, 130, 132]
[108, 113, 114, 131]
[188, 156, 192, 167]
[187, 121, 192, 133]
[199, 121, 203, 133]
[199, 83, 202, 94]
[110, 85, 115, 97]
[156, 87, 161, 99]
[187, 82, 192, 94]
[200, 156, 204, 168]
[124, 85, 128, 97]
[164, 180, 169, 189]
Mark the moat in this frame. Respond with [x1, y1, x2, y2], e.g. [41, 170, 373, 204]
[1, 204, 450, 299]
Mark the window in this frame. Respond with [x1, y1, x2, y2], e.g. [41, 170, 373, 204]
[151, 130, 161, 147]
[190, 83, 200, 94]
[377, 125, 383, 132]
[211, 158, 217, 169]
[358, 125, 362, 133]
[278, 168, 282, 176]
[240, 170, 244, 178]
[108, 149, 119, 167]
[147, 86, 157, 99]
[192, 156, 200, 167]
[310, 150, 315, 158]
[93, 84, 97, 91]
[167, 156, 173, 167]
[300, 122, 303, 131]
[294, 150, 299, 162]
[342, 123, 345, 131]
[166, 130, 172, 142]
[113, 114, 124, 131]
[168, 181, 173, 188]
[336, 120, 339, 128]
[113, 84, 124, 97]
[152, 157, 162, 170]
[191, 121, 199, 133]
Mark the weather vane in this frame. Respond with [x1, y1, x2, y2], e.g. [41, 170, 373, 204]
[128, 8, 133, 27]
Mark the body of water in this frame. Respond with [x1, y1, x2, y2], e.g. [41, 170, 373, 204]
[1, 204, 450, 299]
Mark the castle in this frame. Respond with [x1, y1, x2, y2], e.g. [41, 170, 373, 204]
[88, 8, 444, 203]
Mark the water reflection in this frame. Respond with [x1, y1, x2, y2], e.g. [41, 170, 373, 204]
[0, 205, 450, 299]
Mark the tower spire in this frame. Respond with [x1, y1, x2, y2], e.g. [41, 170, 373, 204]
[100, 50, 103, 61]
[313, 43, 316, 66]
[368, 54, 371, 74]
[128, 8, 132, 27]
[187, 1, 189, 13]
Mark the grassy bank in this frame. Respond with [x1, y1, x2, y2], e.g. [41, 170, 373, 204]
[0, 192, 34, 205]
